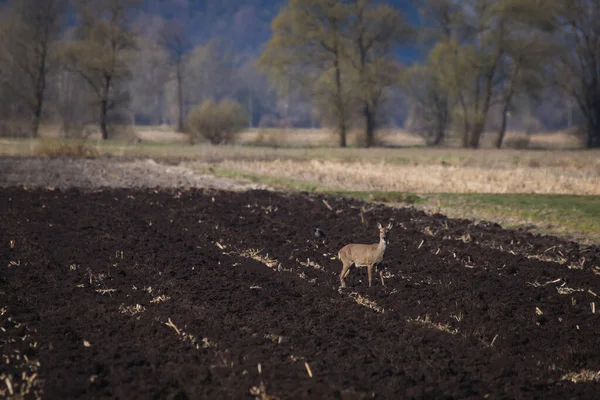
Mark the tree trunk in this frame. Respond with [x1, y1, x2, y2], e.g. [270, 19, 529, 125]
[364, 102, 375, 147]
[31, 44, 48, 138]
[176, 62, 184, 132]
[470, 117, 485, 149]
[497, 60, 521, 149]
[472, 67, 498, 149]
[433, 131, 443, 146]
[587, 120, 600, 148]
[32, 106, 42, 138]
[32, 76, 44, 138]
[496, 107, 510, 149]
[100, 99, 109, 140]
[587, 133, 600, 148]
[462, 129, 470, 148]
[333, 52, 346, 148]
[584, 98, 600, 147]
[99, 75, 112, 140]
[32, 76, 46, 138]
[32, 90, 45, 138]
[458, 97, 470, 148]
[431, 98, 448, 146]
[338, 117, 347, 148]
[432, 121, 444, 146]
[158, 87, 166, 125]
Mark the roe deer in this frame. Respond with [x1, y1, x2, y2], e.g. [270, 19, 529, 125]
[338, 222, 392, 288]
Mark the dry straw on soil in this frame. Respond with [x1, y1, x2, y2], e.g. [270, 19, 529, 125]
[561, 370, 600, 383]
[407, 314, 460, 335]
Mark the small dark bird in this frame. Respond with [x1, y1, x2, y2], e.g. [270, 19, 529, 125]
[314, 227, 326, 239]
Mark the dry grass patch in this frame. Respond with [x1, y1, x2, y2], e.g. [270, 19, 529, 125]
[527, 253, 568, 265]
[33, 138, 100, 158]
[556, 286, 585, 295]
[561, 369, 600, 383]
[234, 248, 283, 271]
[4, 133, 600, 173]
[199, 159, 600, 195]
[296, 258, 326, 271]
[408, 314, 459, 335]
[119, 303, 145, 316]
[135, 126, 189, 143]
[150, 295, 170, 303]
[528, 131, 584, 149]
[347, 292, 386, 313]
[235, 128, 424, 148]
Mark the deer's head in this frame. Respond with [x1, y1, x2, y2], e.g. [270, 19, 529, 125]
[377, 222, 393, 244]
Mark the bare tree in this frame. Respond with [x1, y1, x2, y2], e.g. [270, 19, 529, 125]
[60, 0, 139, 140]
[420, 0, 555, 148]
[258, 0, 352, 147]
[0, 0, 66, 136]
[346, 0, 414, 147]
[548, 0, 600, 147]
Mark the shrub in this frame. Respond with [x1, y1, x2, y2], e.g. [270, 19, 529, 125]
[34, 138, 100, 158]
[185, 99, 248, 144]
[109, 124, 139, 142]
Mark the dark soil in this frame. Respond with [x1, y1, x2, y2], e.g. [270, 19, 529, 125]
[2, 187, 600, 399]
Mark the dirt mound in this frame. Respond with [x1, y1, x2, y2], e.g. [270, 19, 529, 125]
[2, 188, 600, 399]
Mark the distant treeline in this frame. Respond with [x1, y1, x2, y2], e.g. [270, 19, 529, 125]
[0, 0, 597, 148]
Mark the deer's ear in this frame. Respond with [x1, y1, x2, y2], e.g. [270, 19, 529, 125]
[387, 223, 393, 229]
[377, 222, 382, 229]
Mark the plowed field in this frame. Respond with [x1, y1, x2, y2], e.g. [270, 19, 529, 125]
[2, 187, 600, 399]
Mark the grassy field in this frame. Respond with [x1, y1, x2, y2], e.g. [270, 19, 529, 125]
[1, 126, 599, 244]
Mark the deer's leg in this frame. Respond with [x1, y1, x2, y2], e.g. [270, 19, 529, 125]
[343, 266, 351, 279]
[379, 269, 385, 286]
[367, 264, 373, 287]
[340, 262, 351, 288]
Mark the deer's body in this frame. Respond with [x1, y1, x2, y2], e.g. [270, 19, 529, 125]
[339, 223, 392, 288]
